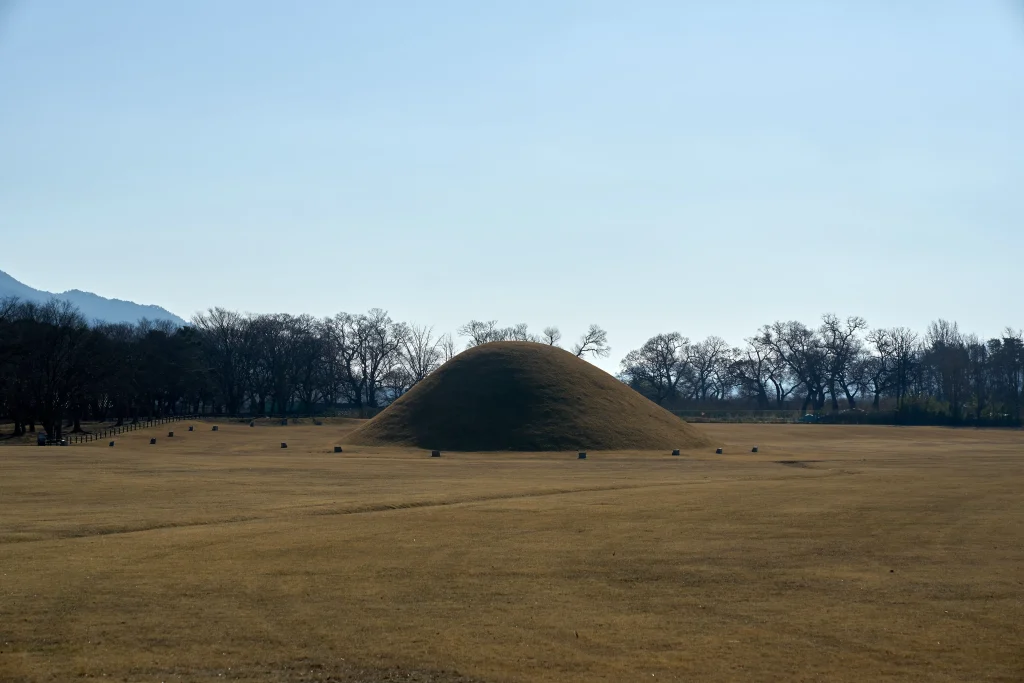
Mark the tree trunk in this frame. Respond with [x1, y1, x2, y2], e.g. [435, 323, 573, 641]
[844, 387, 857, 409]
[756, 388, 769, 409]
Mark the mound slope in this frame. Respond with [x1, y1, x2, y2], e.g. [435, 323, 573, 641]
[348, 341, 710, 451]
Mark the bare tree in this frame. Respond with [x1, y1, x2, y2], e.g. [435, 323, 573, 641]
[28, 299, 94, 440]
[291, 314, 325, 414]
[192, 307, 251, 415]
[316, 315, 349, 411]
[988, 329, 1023, 421]
[865, 329, 895, 409]
[965, 334, 989, 420]
[502, 323, 537, 342]
[709, 345, 739, 400]
[542, 326, 562, 346]
[438, 333, 457, 363]
[0, 296, 20, 322]
[619, 332, 688, 404]
[572, 324, 610, 359]
[687, 336, 730, 401]
[355, 309, 407, 409]
[247, 313, 301, 415]
[458, 320, 537, 346]
[923, 319, 968, 418]
[731, 336, 773, 408]
[402, 324, 443, 385]
[820, 314, 868, 409]
[764, 321, 828, 412]
[458, 320, 499, 347]
[888, 327, 919, 410]
[324, 312, 364, 410]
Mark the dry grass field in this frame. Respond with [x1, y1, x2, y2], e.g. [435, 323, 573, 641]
[1, 421, 1022, 682]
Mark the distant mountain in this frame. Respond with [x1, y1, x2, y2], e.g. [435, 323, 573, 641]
[0, 270, 187, 326]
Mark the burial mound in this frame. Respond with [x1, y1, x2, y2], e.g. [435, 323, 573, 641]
[348, 341, 710, 451]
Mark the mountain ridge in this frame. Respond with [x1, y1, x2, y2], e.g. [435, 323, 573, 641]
[0, 269, 186, 326]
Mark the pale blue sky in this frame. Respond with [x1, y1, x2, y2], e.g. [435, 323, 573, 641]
[1, 1, 1021, 370]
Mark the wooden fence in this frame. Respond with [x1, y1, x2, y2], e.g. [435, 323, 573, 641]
[65, 415, 202, 445]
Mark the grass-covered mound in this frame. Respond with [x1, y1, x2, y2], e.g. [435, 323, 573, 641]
[348, 341, 710, 451]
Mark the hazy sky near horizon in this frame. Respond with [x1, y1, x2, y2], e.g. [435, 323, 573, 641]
[1, 1, 1022, 370]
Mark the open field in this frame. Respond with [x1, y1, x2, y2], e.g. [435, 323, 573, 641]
[1, 422, 1022, 682]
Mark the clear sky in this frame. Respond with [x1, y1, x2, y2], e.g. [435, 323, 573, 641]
[1, 1, 1021, 371]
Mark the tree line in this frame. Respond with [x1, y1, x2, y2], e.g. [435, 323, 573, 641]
[620, 315, 1023, 426]
[0, 298, 609, 439]
[1, 297, 1020, 439]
